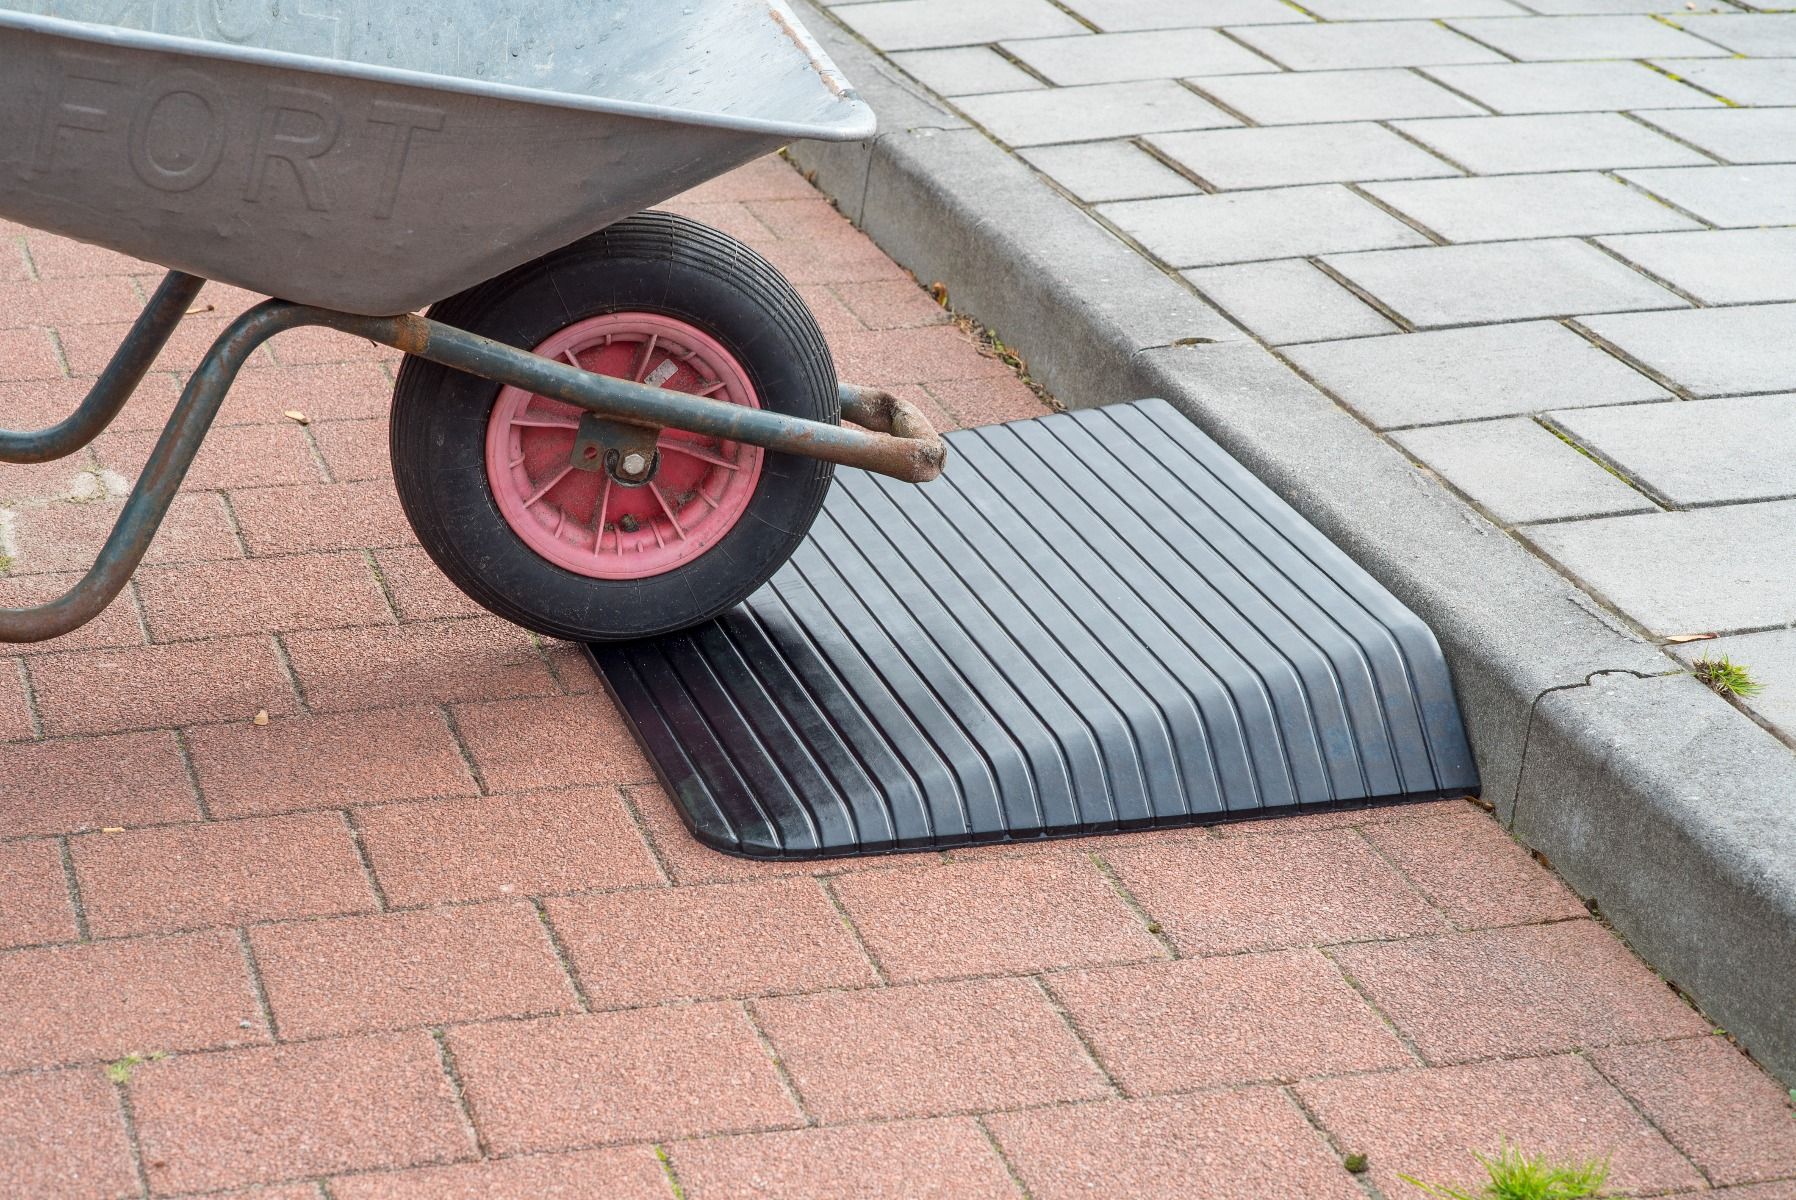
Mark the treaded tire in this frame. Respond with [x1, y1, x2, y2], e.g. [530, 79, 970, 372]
[389, 211, 838, 642]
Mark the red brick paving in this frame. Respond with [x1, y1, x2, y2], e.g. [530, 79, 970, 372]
[0, 931, 265, 1070]
[2, 155, 1791, 1198]
[444, 1005, 801, 1152]
[0, 1069, 137, 1200]
[670, 1118, 1018, 1199]
[546, 876, 876, 1007]
[128, 1032, 472, 1194]
[987, 1089, 1362, 1200]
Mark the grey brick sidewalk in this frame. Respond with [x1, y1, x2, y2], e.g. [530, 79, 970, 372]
[821, 0, 1796, 745]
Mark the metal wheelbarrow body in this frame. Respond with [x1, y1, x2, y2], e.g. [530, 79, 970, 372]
[0, 1, 944, 647]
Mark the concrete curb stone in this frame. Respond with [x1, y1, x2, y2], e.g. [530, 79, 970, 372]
[788, 0, 1796, 1085]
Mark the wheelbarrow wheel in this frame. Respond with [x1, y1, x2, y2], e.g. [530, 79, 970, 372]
[389, 211, 838, 642]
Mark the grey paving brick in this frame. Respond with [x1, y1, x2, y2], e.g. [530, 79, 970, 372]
[1520, 0, 1735, 10]
[1630, 108, 1796, 165]
[1224, 21, 1506, 71]
[1523, 500, 1796, 635]
[1550, 395, 1796, 506]
[1000, 29, 1277, 85]
[831, 0, 1085, 51]
[1284, 321, 1671, 427]
[1619, 164, 1796, 227]
[1651, 58, 1796, 107]
[1301, 0, 1526, 15]
[1321, 238, 1685, 328]
[1191, 69, 1488, 125]
[1145, 123, 1460, 190]
[1362, 172, 1702, 241]
[1182, 259, 1401, 344]
[1390, 113, 1712, 173]
[1422, 61, 1725, 113]
[1579, 304, 1796, 397]
[1669, 13, 1796, 57]
[891, 48, 1046, 97]
[1392, 417, 1654, 523]
[1058, 0, 1309, 29]
[1597, 229, 1796, 305]
[1670, 628, 1796, 741]
[1448, 15, 1727, 61]
[1100, 186, 1432, 268]
[1019, 141, 1198, 203]
[956, 81, 1239, 146]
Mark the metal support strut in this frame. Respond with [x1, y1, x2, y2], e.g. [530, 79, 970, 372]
[0, 270, 946, 644]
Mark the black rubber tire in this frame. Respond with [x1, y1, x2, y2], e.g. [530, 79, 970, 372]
[389, 212, 838, 642]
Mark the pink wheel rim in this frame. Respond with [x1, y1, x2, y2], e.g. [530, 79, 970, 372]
[484, 313, 765, 580]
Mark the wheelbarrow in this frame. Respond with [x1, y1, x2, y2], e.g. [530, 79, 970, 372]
[0, 0, 945, 645]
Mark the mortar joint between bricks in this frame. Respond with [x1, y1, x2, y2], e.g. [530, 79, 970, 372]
[1579, 1045, 1720, 1189]
[815, 874, 891, 985]
[531, 896, 593, 1013]
[107, 1066, 155, 1200]
[1350, 824, 1462, 933]
[1280, 1084, 1387, 1200]
[430, 1025, 490, 1158]
[1027, 973, 1126, 1099]
[1089, 852, 1179, 959]
[974, 1113, 1038, 1200]
[615, 785, 677, 885]
[1318, 945, 1429, 1067]
[236, 926, 283, 1041]
[740, 999, 818, 1126]
[340, 807, 393, 912]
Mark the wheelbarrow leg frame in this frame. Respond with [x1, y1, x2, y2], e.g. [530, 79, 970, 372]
[0, 269, 946, 645]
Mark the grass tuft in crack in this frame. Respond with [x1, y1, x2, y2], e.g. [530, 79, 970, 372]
[104, 1050, 169, 1084]
[1693, 654, 1765, 700]
[1401, 1141, 1610, 1200]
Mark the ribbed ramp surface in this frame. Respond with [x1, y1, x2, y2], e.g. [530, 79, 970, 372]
[587, 399, 1479, 859]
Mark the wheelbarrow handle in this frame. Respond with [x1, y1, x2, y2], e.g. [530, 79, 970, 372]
[0, 272, 205, 464]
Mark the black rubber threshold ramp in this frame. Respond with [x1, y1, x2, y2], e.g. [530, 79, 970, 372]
[587, 399, 1480, 859]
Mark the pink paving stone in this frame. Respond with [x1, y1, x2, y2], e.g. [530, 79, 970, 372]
[309, 417, 393, 481]
[95, 422, 324, 491]
[987, 1089, 1362, 1200]
[0, 931, 266, 1070]
[215, 361, 393, 425]
[0, 572, 145, 653]
[0, 373, 181, 435]
[1364, 808, 1589, 929]
[227, 479, 413, 556]
[752, 977, 1112, 1122]
[670, 1117, 1020, 1200]
[445, 1004, 802, 1153]
[756, 236, 909, 287]
[0, 730, 199, 836]
[0, 837, 77, 947]
[25, 235, 153, 278]
[329, 1146, 671, 1200]
[1333, 921, 1711, 1064]
[7, 492, 242, 575]
[1211, 799, 1466, 839]
[545, 876, 876, 1007]
[828, 326, 1012, 388]
[1103, 828, 1450, 955]
[0, 658, 31, 740]
[833, 279, 951, 330]
[450, 693, 654, 793]
[1592, 1036, 1796, 1186]
[744, 197, 852, 240]
[354, 787, 662, 906]
[130, 1031, 473, 1195]
[794, 283, 866, 333]
[675, 156, 818, 204]
[656, 199, 780, 248]
[184, 706, 476, 818]
[266, 325, 402, 366]
[249, 901, 578, 1039]
[830, 855, 1164, 982]
[0, 232, 28, 280]
[0, 1068, 137, 1200]
[373, 545, 489, 621]
[0, 442, 99, 506]
[0, 326, 65, 379]
[58, 315, 270, 377]
[26, 635, 298, 735]
[926, 375, 1050, 426]
[281, 619, 558, 713]
[1706, 1185, 1796, 1200]
[1297, 1054, 1706, 1197]
[0, 276, 146, 328]
[1046, 950, 1412, 1094]
[70, 811, 379, 936]
[543, 638, 599, 694]
[136, 552, 394, 640]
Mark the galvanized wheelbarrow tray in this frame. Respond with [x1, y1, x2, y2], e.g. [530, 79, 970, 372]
[0, 0, 944, 644]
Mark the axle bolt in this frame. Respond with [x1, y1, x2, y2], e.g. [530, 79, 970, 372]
[620, 451, 650, 477]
